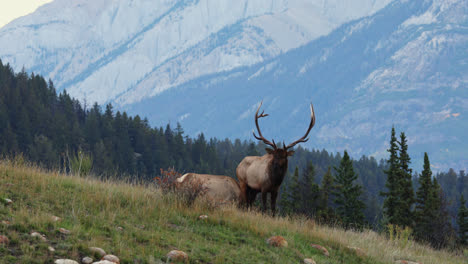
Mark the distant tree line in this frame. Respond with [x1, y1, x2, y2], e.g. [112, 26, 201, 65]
[0, 59, 467, 249]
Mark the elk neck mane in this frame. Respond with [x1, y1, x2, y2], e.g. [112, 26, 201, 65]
[267, 154, 288, 187]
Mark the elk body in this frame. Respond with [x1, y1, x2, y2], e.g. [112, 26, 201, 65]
[236, 102, 316, 215]
[176, 173, 241, 205]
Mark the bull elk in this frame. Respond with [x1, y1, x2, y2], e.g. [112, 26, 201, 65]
[236, 101, 316, 215]
[176, 173, 241, 205]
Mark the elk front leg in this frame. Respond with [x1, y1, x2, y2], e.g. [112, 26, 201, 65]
[270, 191, 278, 217]
[239, 182, 248, 207]
[261, 192, 268, 213]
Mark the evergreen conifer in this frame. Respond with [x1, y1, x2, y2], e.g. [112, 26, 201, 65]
[333, 151, 365, 229]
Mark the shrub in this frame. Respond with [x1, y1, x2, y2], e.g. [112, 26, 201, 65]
[154, 168, 207, 206]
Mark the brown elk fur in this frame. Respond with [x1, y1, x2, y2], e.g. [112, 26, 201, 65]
[236, 101, 315, 215]
[176, 173, 241, 205]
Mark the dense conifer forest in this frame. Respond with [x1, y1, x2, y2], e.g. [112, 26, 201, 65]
[1, 60, 467, 248]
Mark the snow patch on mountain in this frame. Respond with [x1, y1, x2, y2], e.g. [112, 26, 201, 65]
[0, 0, 394, 107]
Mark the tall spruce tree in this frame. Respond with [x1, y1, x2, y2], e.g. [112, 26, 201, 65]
[288, 166, 301, 213]
[381, 127, 401, 226]
[397, 132, 414, 227]
[300, 161, 320, 216]
[428, 178, 455, 248]
[333, 151, 365, 229]
[414, 152, 433, 241]
[319, 166, 334, 221]
[457, 195, 468, 246]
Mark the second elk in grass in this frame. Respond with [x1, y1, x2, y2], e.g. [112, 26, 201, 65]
[236, 101, 316, 215]
[176, 173, 241, 206]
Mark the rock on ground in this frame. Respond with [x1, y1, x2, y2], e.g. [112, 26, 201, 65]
[89, 247, 106, 258]
[59, 228, 71, 235]
[0, 235, 9, 244]
[395, 261, 422, 264]
[198, 215, 208, 220]
[266, 236, 288, 247]
[54, 260, 79, 264]
[310, 243, 329, 257]
[303, 258, 316, 264]
[102, 254, 120, 263]
[166, 250, 188, 263]
[82, 256, 93, 264]
[31, 232, 47, 241]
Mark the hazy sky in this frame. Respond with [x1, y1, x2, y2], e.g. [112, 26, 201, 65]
[0, 0, 52, 28]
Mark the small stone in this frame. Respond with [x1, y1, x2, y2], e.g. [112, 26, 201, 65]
[138, 225, 145, 229]
[198, 215, 208, 220]
[102, 254, 120, 264]
[48, 246, 56, 253]
[166, 250, 188, 263]
[82, 256, 93, 264]
[51, 216, 61, 222]
[54, 260, 79, 264]
[116, 226, 123, 231]
[266, 236, 288, 247]
[166, 250, 188, 262]
[31, 232, 47, 241]
[4, 183, 14, 187]
[310, 243, 329, 257]
[3, 198, 12, 205]
[92, 261, 114, 264]
[395, 261, 422, 264]
[89, 247, 106, 258]
[347, 246, 366, 257]
[1, 220, 10, 225]
[0, 235, 9, 244]
[59, 228, 71, 235]
[304, 259, 316, 264]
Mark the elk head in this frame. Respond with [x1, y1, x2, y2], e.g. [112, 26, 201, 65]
[253, 101, 316, 159]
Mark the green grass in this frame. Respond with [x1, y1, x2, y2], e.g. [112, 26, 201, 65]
[0, 160, 465, 263]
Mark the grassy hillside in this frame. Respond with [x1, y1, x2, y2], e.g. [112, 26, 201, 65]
[0, 159, 465, 264]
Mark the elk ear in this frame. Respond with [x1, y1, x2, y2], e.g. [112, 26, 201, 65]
[287, 150, 295, 156]
[265, 148, 274, 154]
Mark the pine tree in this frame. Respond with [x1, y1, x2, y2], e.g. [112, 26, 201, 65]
[381, 127, 401, 226]
[333, 151, 365, 229]
[320, 166, 334, 209]
[414, 152, 433, 241]
[300, 161, 320, 216]
[397, 132, 414, 228]
[288, 166, 301, 213]
[319, 166, 334, 221]
[413, 153, 455, 247]
[429, 178, 455, 248]
[278, 175, 292, 216]
[457, 195, 468, 246]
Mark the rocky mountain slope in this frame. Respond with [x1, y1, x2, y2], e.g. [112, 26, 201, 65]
[124, 0, 468, 171]
[0, 0, 466, 170]
[0, 0, 391, 106]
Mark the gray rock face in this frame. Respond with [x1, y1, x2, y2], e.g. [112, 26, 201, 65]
[82, 257, 93, 264]
[88, 247, 106, 258]
[54, 260, 79, 264]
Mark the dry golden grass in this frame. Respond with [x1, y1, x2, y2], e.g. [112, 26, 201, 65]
[0, 159, 466, 263]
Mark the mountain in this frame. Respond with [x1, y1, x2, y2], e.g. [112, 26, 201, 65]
[0, 0, 466, 171]
[0, 0, 391, 106]
[123, 0, 468, 171]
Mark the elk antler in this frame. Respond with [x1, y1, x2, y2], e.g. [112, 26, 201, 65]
[253, 101, 277, 149]
[285, 103, 316, 150]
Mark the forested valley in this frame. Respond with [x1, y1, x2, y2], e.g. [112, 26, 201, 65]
[1, 60, 467, 249]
